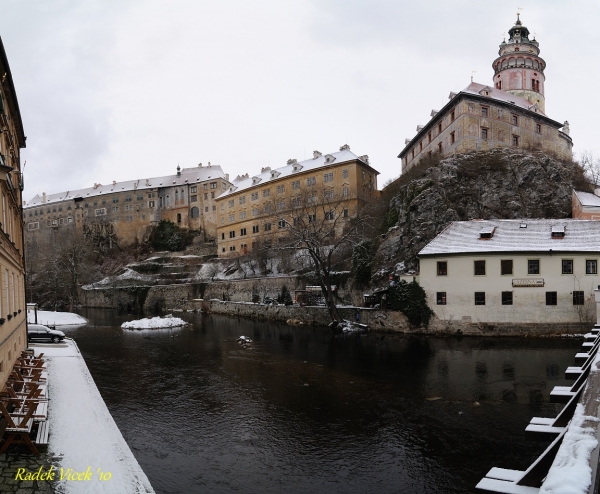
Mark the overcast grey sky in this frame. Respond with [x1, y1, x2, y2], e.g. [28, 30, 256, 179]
[1, 0, 597, 200]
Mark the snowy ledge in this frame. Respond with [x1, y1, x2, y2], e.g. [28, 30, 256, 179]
[539, 351, 600, 494]
[27, 310, 88, 326]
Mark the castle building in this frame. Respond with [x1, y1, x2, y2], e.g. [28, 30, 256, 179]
[215, 145, 379, 257]
[24, 165, 231, 249]
[399, 15, 573, 173]
[0, 37, 27, 388]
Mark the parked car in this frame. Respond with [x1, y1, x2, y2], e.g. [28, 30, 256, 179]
[27, 324, 65, 344]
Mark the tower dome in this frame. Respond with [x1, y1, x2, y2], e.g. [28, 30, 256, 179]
[492, 14, 546, 112]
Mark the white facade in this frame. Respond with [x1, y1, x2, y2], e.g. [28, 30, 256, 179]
[419, 220, 600, 325]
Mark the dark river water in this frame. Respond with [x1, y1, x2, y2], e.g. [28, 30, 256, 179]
[64, 309, 581, 494]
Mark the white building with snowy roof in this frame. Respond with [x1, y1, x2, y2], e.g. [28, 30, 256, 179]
[23, 164, 231, 247]
[418, 219, 600, 329]
[399, 15, 572, 173]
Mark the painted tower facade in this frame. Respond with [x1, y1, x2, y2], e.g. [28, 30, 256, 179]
[492, 14, 546, 113]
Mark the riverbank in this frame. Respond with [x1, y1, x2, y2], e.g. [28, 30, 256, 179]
[25, 340, 154, 493]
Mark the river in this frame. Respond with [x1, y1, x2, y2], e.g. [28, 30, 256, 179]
[66, 309, 581, 493]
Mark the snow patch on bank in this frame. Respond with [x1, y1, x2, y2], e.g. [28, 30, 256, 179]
[41, 341, 154, 493]
[27, 310, 88, 326]
[122, 315, 188, 330]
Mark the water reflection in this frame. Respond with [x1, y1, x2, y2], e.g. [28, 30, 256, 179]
[63, 310, 581, 494]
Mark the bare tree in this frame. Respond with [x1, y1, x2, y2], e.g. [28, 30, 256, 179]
[260, 185, 372, 325]
[579, 150, 600, 188]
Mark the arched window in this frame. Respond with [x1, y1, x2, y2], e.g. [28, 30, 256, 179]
[191, 207, 199, 218]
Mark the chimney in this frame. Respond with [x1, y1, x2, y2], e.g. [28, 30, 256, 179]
[42, 192, 46, 203]
[112, 180, 116, 186]
[198, 162, 203, 167]
[225, 173, 229, 182]
[177, 165, 181, 177]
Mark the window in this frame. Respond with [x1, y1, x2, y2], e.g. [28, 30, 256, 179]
[240, 228, 247, 236]
[324, 190, 334, 200]
[324, 211, 334, 220]
[428, 132, 432, 143]
[528, 259, 540, 275]
[239, 211, 246, 219]
[342, 169, 348, 179]
[343, 209, 349, 218]
[252, 208, 258, 217]
[190, 207, 199, 219]
[586, 260, 597, 275]
[229, 231, 236, 238]
[228, 214, 235, 222]
[292, 180, 300, 190]
[263, 189, 270, 198]
[191, 186, 197, 193]
[437, 261, 447, 276]
[562, 259, 573, 275]
[221, 217, 224, 225]
[546, 292, 557, 305]
[220, 203, 225, 210]
[474, 292, 485, 305]
[27, 222, 39, 231]
[308, 214, 316, 223]
[204, 184, 208, 190]
[239, 196, 246, 204]
[229, 246, 236, 252]
[264, 223, 272, 231]
[512, 115, 518, 125]
[278, 219, 286, 229]
[211, 192, 215, 199]
[112, 198, 119, 203]
[204, 193, 208, 200]
[210, 182, 217, 189]
[512, 135, 519, 146]
[137, 195, 143, 201]
[437, 292, 446, 305]
[252, 225, 259, 233]
[306, 177, 316, 186]
[191, 195, 197, 202]
[324, 172, 333, 183]
[277, 200, 285, 210]
[474, 260, 486, 276]
[450, 132, 455, 144]
[573, 291, 585, 305]
[205, 207, 209, 212]
[291, 197, 301, 208]
[419, 142, 423, 152]
[342, 187, 348, 198]
[451, 110, 455, 122]
[481, 128, 488, 139]
[501, 260, 513, 275]
[251, 192, 259, 201]
[264, 204, 272, 213]
[502, 292, 513, 305]
[212, 205, 216, 211]
[438, 142, 442, 153]
[95, 208, 106, 216]
[125, 196, 132, 202]
[481, 107, 489, 117]
[228, 200, 234, 208]
[536, 123, 542, 134]
[307, 193, 316, 205]
[221, 233, 225, 240]
[112, 206, 119, 213]
[438, 123, 442, 134]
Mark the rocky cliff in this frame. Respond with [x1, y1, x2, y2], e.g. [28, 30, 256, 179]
[378, 149, 590, 271]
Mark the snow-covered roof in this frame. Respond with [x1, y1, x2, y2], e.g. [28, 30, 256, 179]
[461, 81, 546, 115]
[218, 147, 374, 198]
[574, 190, 600, 208]
[419, 219, 600, 256]
[24, 165, 227, 208]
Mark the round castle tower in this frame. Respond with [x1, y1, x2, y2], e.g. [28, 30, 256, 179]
[492, 14, 546, 113]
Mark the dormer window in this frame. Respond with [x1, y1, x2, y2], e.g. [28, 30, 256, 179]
[479, 226, 495, 239]
[252, 177, 261, 185]
[324, 154, 336, 164]
[551, 225, 565, 238]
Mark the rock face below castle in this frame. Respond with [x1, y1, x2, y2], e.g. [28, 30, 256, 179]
[381, 148, 589, 269]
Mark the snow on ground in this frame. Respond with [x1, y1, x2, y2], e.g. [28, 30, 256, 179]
[539, 403, 598, 494]
[27, 310, 87, 326]
[121, 315, 187, 330]
[35, 340, 154, 493]
[81, 268, 154, 289]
